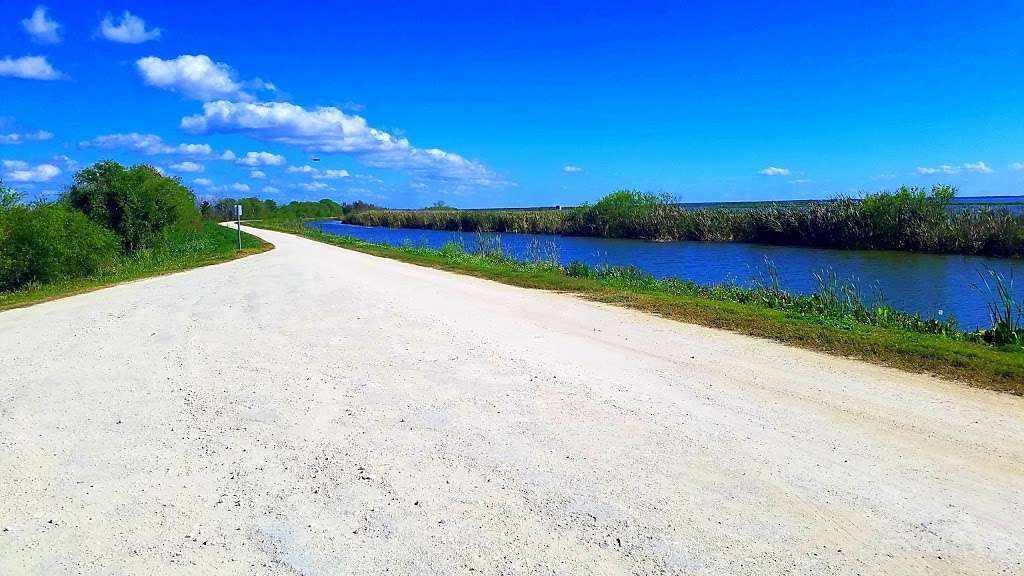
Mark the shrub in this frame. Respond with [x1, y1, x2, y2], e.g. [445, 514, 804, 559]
[63, 160, 200, 251]
[0, 201, 119, 291]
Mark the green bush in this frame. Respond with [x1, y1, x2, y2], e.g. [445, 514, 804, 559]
[0, 201, 119, 291]
[63, 160, 200, 251]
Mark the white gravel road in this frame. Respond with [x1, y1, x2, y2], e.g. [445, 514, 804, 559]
[1, 225, 1022, 575]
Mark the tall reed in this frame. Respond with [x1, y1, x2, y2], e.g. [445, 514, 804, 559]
[342, 186, 1024, 257]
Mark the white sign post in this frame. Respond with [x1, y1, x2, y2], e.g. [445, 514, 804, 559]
[235, 204, 242, 250]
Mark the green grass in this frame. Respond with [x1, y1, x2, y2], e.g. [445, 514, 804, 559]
[249, 219, 1024, 395]
[0, 222, 271, 311]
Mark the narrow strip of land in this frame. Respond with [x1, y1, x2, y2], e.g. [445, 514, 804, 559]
[1, 225, 1021, 575]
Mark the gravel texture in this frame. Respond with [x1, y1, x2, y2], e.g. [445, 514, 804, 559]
[1, 225, 1022, 575]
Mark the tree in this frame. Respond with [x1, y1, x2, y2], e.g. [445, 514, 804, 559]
[63, 161, 200, 251]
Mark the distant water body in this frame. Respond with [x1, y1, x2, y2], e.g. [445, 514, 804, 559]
[307, 220, 1023, 330]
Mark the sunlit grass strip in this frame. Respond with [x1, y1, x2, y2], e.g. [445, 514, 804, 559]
[249, 219, 1024, 395]
[0, 222, 271, 311]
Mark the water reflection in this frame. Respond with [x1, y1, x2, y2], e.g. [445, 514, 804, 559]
[307, 221, 1022, 330]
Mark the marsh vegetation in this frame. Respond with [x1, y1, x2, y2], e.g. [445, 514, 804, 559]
[344, 186, 1024, 257]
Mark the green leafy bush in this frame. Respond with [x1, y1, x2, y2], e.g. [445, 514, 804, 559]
[63, 160, 200, 251]
[0, 200, 119, 291]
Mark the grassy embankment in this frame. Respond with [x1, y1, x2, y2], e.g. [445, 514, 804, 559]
[344, 187, 1024, 257]
[0, 222, 267, 311]
[0, 162, 270, 311]
[248, 219, 1024, 394]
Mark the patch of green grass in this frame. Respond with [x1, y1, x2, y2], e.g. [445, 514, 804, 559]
[251, 219, 1024, 395]
[0, 222, 270, 311]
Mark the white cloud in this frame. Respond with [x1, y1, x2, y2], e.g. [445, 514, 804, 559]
[249, 170, 266, 179]
[190, 178, 248, 194]
[100, 11, 161, 44]
[136, 55, 259, 101]
[287, 164, 349, 179]
[182, 100, 504, 185]
[1010, 162, 1024, 172]
[964, 161, 993, 174]
[758, 166, 790, 176]
[79, 133, 213, 157]
[51, 154, 78, 170]
[236, 151, 285, 166]
[261, 186, 280, 194]
[2, 160, 60, 182]
[916, 162, 993, 175]
[296, 182, 332, 192]
[562, 165, 583, 173]
[0, 130, 53, 144]
[790, 178, 812, 184]
[0, 56, 63, 80]
[22, 6, 61, 44]
[315, 169, 350, 180]
[219, 150, 237, 161]
[169, 161, 204, 173]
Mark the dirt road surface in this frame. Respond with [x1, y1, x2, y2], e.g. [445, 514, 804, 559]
[2, 225, 1022, 575]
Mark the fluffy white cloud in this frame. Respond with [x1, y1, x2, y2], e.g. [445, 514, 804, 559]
[916, 161, 994, 175]
[136, 55, 257, 101]
[249, 170, 266, 179]
[0, 56, 63, 80]
[236, 151, 285, 166]
[100, 11, 161, 44]
[190, 178, 248, 193]
[758, 166, 790, 176]
[286, 165, 349, 179]
[1010, 162, 1024, 172]
[0, 130, 53, 144]
[182, 100, 503, 185]
[262, 186, 280, 194]
[916, 165, 959, 175]
[316, 169, 350, 180]
[296, 182, 331, 192]
[79, 133, 213, 157]
[51, 154, 78, 169]
[22, 6, 61, 44]
[964, 161, 993, 174]
[2, 160, 60, 182]
[562, 165, 583, 173]
[169, 161, 204, 173]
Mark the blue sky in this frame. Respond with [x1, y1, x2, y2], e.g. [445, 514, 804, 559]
[2, 1, 1023, 207]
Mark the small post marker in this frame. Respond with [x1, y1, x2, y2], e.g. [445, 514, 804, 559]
[235, 203, 242, 250]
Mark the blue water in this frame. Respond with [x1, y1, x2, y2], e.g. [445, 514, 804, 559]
[307, 220, 1024, 330]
